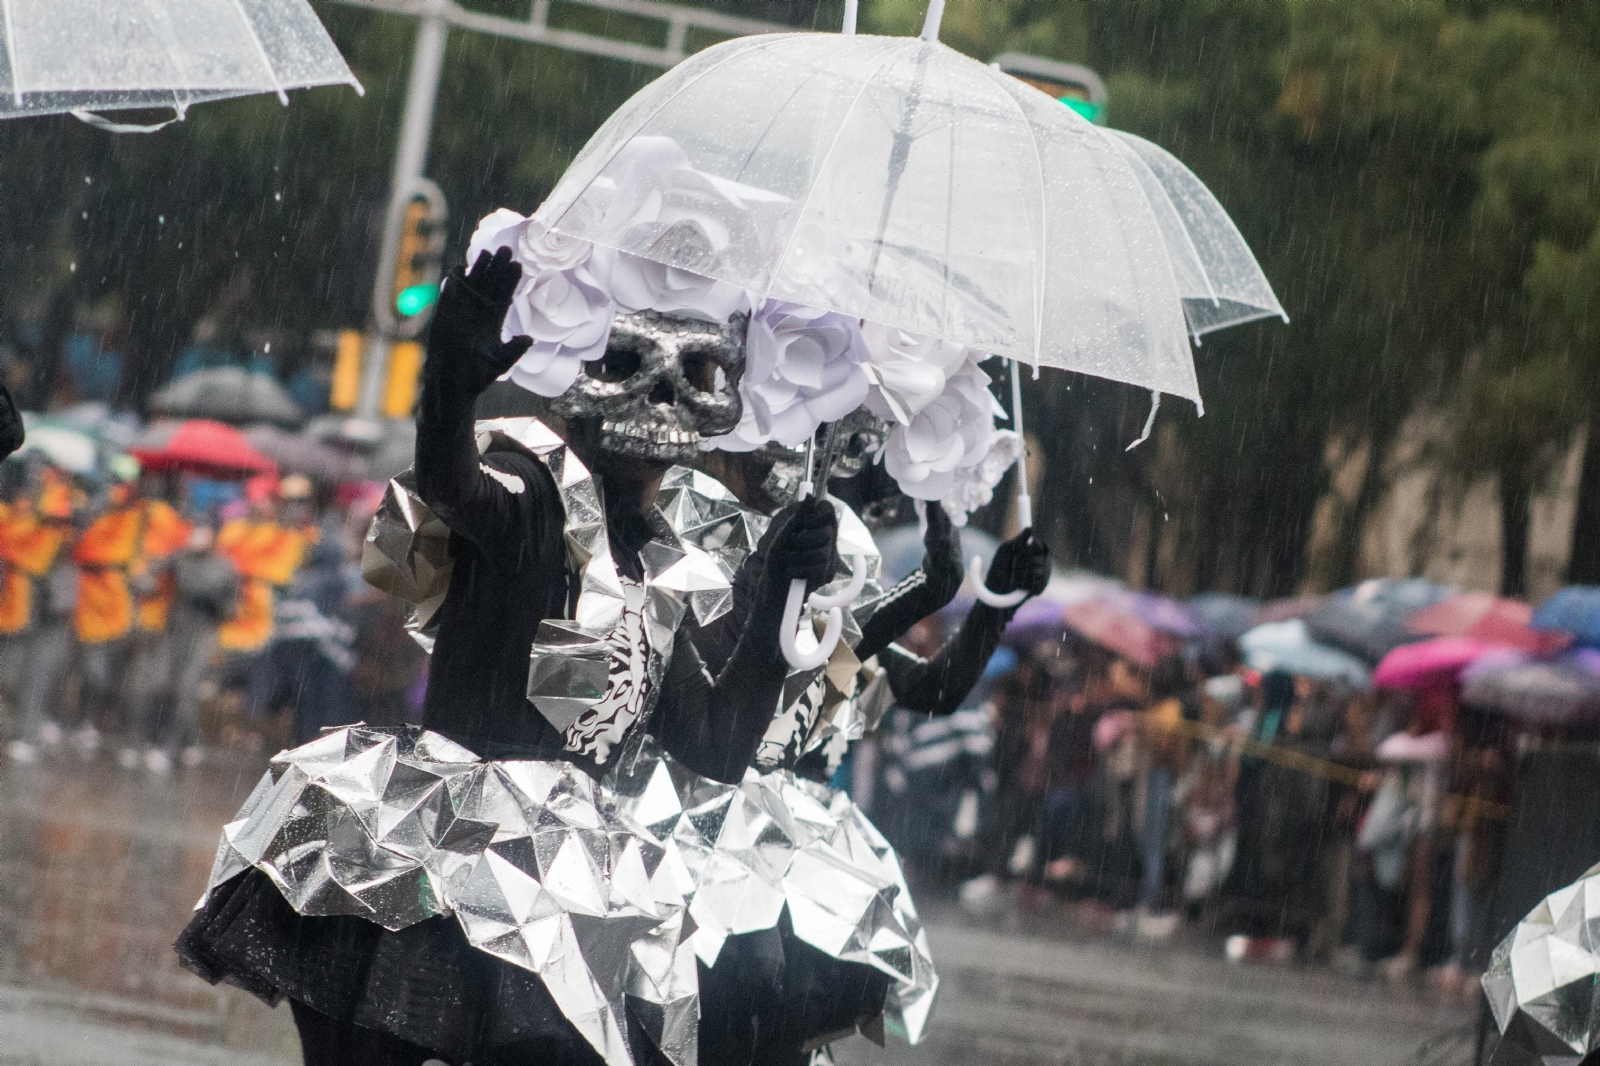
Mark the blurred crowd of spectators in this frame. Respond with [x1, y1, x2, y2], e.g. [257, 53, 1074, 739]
[860, 618, 1526, 998]
[0, 456, 425, 772]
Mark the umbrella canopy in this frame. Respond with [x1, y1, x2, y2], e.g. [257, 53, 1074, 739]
[1407, 591, 1563, 654]
[244, 425, 366, 483]
[1255, 595, 1324, 624]
[1532, 585, 1600, 648]
[1372, 637, 1495, 689]
[1306, 578, 1457, 663]
[1007, 570, 1126, 631]
[10, 417, 100, 474]
[1188, 592, 1261, 641]
[1461, 656, 1600, 724]
[0, 0, 361, 125]
[538, 32, 1283, 404]
[129, 419, 274, 479]
[1237, 620, 1371, 687]
[152, 367, 304, 428]
[1125, 590, 1206, 637]
[1063, 595, 1179, 668]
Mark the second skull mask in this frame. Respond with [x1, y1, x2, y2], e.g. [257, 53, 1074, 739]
[550, 309, 747, 463]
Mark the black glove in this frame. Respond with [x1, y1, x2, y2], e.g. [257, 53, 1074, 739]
[921, 503, 964, 606]
[0, 385, 23, 462]
[761, 497, 840, 598]
[986, 528, 1050, 598]
[425, 247, 533, 402]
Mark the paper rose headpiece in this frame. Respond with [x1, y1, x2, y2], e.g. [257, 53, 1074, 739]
[862, 323, 1008, 519]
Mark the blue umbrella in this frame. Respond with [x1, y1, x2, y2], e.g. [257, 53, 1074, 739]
[1532, 586, 1600, 648]
[1238, 619, 1371, 687]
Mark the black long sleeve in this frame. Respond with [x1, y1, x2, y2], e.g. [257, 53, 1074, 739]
[653, 588, 794, 783]
[0, 385, 22, 463]
[881, 600, 1018, 716]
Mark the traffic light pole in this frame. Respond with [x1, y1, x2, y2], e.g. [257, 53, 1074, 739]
[356, 0, 450, 420]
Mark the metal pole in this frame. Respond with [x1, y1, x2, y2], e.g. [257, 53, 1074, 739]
[357, 0, 450, 419]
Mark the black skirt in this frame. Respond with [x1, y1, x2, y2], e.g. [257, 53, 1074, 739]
[176, 869, 624, 1064]
[696, 908, 893, 1066]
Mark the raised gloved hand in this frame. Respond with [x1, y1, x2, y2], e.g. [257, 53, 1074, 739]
[985, 528, 1050, 599]
[0, 385, 23, 462]
[920, 502, 964, 608]
[761, 497, 840, 598]
[425, 247, 533, 401]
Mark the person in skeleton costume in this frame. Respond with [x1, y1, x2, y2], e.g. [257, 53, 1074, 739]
[665, 434, 1050, 1066]
[177, 248, 839, 1066]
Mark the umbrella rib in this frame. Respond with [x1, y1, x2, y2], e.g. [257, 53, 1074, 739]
[235, 0, 289, 106]
[0, 0, 18, 107]
[977, 65, 1046, 368]
[548, 34, 801, 239]
[763, 42, 913, 306]
[1104, 130, 1220, 315]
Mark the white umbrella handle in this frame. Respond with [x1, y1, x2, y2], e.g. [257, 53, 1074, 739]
[781, 578, 844, 671]
[968, 554, 1027, 608]
[808, 553, 868, 610]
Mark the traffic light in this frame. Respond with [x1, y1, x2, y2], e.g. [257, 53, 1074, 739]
[992, 53, 1108, 125]
[390, 183, 447, 338]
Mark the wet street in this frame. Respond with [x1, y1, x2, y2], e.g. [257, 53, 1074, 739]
[0, 750, 1473, 1066]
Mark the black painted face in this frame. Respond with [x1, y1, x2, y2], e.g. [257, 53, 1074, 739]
[550, 309, 747, 463]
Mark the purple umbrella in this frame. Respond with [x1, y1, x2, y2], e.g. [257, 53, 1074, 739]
[1461, 655, 1600, 723]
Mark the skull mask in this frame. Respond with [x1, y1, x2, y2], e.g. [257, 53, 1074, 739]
[550, 309, 747, 464]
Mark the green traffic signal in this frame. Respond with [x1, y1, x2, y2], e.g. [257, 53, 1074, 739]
[396, 282, 440, 317]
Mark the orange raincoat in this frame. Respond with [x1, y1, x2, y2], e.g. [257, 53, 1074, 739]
[217, 520, 315, 651]
[0, 501, 70, 634]
[73, 502, 144, 643]
[132, 501, 192, 632]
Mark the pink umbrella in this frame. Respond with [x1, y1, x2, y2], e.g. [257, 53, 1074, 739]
[1064, 596, 1179, 668]
[1407, 591, 1566, 655]
[1373, 637, 1497, 689]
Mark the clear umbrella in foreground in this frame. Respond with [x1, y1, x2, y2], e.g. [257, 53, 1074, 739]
[539, 22, 1283, 403]
[0, 0, 361, 129]
[529, 5, 1285, 660]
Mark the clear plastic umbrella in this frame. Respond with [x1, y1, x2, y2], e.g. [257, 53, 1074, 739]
[539, 31, 1284, 405]
[0, 0, 362, 129]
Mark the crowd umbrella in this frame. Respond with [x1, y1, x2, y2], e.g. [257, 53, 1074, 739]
[1255, 595, 1325, 624]
[1531, 586, 1600, 649]
[128, 419, 275, 479]
[0, 0, 361, 130]
[1237, 619, 1371, 687]
[1306, 578, 1457, 663]
[1372, 636, 1496, 689]
[1187, 592, 1261, 641]
[151, 367, 304, 428]
[1063, 594, 1180, 668]
[10, 417, 100, 475]
[1006, 571, 1126, 632]
[1408, 591, 1565, 655]
[1460, 654, 1600, 725]
[244, 424, 366, 484]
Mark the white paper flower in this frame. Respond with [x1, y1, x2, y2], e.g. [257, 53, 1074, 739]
[941, 428, 1021, 526]
[876, 344, 1006, 502]
[860, 323, 973, 426]
[706, 301, 870, 452]
[589, 245, 748, 321]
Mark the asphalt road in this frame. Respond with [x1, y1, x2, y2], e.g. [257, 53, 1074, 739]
[0, 747, 1474, 1066]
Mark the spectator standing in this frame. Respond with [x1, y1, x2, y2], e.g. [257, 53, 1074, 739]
[8, 468, 80, 761]
[120, 520, 238, 771]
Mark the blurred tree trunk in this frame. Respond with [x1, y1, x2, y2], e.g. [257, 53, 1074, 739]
[1500, 465, 1532, 598]
[1568, 420, 1600, 584]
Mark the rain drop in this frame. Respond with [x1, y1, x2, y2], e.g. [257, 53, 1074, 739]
[81, 211, 88, 220]
[158, 216, 165, 224]
[275, 192, 282, 202]
[83, 175, 91, 184]
[69, 261, 76, 272]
